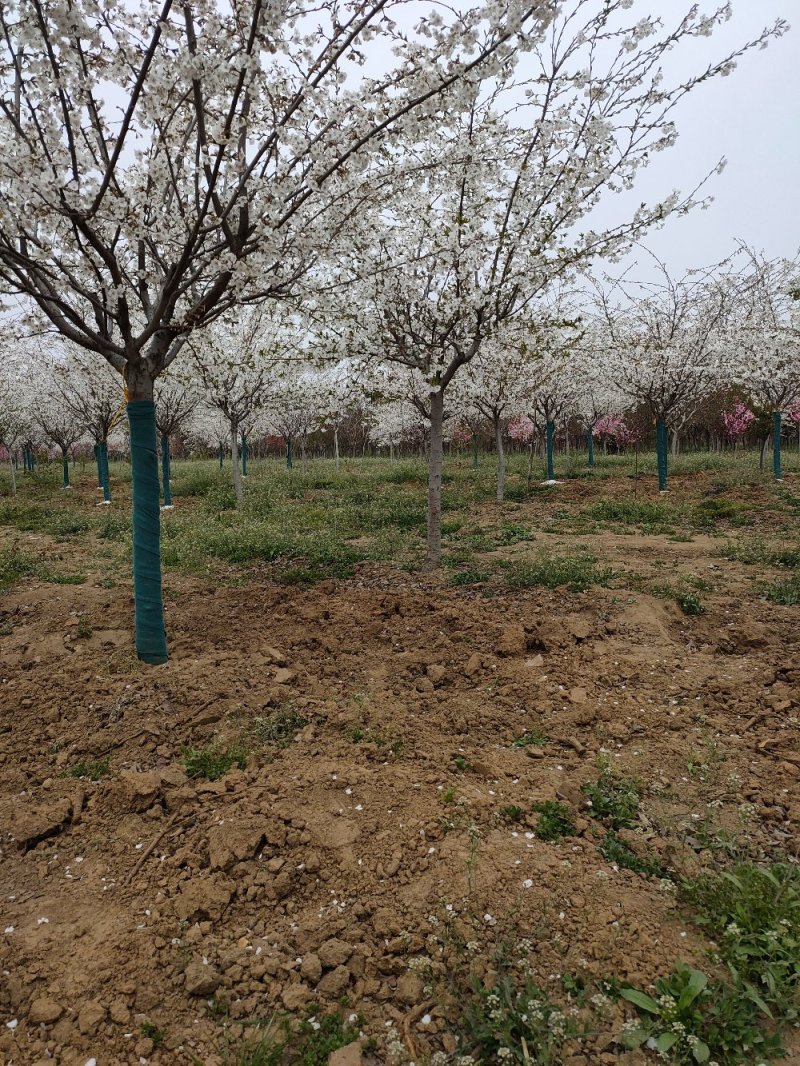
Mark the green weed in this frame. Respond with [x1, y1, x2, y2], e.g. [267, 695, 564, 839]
[512, 729, 548, 748]
[621, 963, 783, 1065]
[533, 800, 575, 841]
[582, 769, 640, 830]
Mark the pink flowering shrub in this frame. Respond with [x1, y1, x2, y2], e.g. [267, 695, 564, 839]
[593, 415, 639, 447]
[508, 415, 535, 444]
[721, 403, 756, 440]
[450, 422, 473, 446]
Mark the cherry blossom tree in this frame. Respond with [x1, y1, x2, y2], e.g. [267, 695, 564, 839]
[594, 257, 737, 490]
[329, 5, 782, 563]
[154, 376, 200, 508]
[735, 251, 800, 481]
[0, 0, 563, 660]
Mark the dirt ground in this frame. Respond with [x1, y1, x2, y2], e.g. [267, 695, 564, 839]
[1, 471, 799, 1065]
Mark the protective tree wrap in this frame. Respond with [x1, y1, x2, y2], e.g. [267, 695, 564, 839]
[128, 401, 168, 664]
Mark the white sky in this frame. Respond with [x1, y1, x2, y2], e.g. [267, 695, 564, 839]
[593, 0, 799, 277]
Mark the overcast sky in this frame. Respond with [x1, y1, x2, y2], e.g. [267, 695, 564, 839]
[593, 1, 799, 279]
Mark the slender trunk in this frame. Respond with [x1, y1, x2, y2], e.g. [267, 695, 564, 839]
[587, 426, 595, 469]
[126, 374, 168, 665]
[471, 431, 479, 470]
[241, 433, 248, 477]
[427, 389, 444, 568]
[8, 455, 16, 496]
[94, 443, 103, 488]
[301, 436, 307, 467]
[389, 441, 394, 462]
[526, 441, 534, 486]
[62, 448, 70, 489]
[161, 433, 173, 507]
[218, 444, 224, 469]
[759, 434, 769, 472]
[656, 418, 668, 491]
[495, 416, 505, 503]
[334, 427, 340, 471]
[286, 437, 293, 469]
[671, 428, 680, 458]
[564, 430, 569, 458]
[231, 423, 243, 508]
[773, 412, 783, 481]
[99, 442, 111, 502]
[545, 421, 556, 481]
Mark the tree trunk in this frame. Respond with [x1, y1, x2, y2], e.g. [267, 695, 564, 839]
[656, 418, 668, 491]
[218, 444, 224, 469]
[334, 427, 340, 471]
[62, 448, 70, 489]
[671, 428, 680, 457]
[94, 443, 103, 488]
[587, 426, 595, 468]
[427, 389, 444, 568]
[286, 437, 293, 469]
[389, 441, 394, 462]
[161, 433, 173, 507]
[759, 434, 770, 472]
[230, 422, 243, 508]
[126, 376, 168, 665]
[472, 431, 479, 470]
[241, 433, 248, 477]
[495, 416, 505, 503]
[773, 412, 783, 481]
[8, 455, 16, 496]
[99, 441, 111, 502]
[545, 420, 556, 481]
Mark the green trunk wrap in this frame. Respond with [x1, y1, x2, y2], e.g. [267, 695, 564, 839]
[773, 412, 783, 480]
[128, 402, 168, 664]
[656, 419, 668, 491]
[546, 421, 555, 481]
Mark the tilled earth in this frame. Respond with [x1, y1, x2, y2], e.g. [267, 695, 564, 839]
[1, 480, 799, 1066]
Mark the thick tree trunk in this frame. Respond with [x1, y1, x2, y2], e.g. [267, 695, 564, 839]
[161, 433, 173, 507]
[125, 367, 168, 665]
[230, 422, 243, 508]
[218, 444, 224, 469]
[94, 443, 103, 488]
[495, 416, 505, 503]
[427, 389, 444, 568]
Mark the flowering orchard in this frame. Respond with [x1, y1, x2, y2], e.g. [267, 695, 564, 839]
[0, 0, 792, 662]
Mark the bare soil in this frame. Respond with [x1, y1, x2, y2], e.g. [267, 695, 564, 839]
[1, 473, 799, 1065]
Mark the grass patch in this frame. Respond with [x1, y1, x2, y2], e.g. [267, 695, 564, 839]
[182, 743, 248, 780]
[0, 545, 86, 591]
[232, 1010, 362, 1066]
[504, 552, 615, 593]
[761, 573, 800, 606]
[599, 832, 667, 880]
[60, 757, 110, 782]
[512, 729, 548, 748]
[252, 708, 308, 748]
